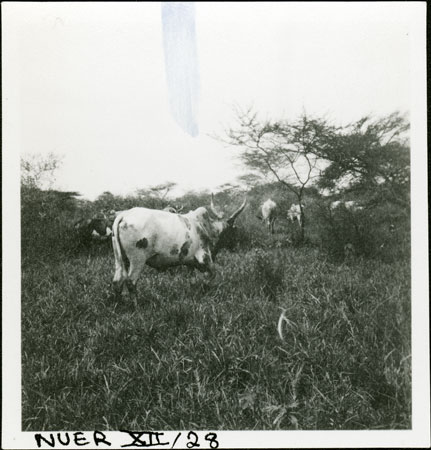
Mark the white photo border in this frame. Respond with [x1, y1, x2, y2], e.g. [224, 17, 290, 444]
[2, 2, 429, 448]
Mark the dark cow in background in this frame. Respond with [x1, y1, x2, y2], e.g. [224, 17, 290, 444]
[73, 213, 113, 248]
[111, 194, 247, 303]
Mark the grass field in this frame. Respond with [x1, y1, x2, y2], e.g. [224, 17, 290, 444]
[22, 240, 411, 430]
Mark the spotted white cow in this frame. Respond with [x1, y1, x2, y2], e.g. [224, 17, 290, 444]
[258, 199, 277, 234]
[112, 195, 247, 302]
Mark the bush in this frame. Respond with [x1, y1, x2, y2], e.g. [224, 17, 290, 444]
[314, 202, 410, 262]
[21, 187, 81, 264]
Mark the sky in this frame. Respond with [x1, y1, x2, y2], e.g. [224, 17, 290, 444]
[3, 2, 417, 199]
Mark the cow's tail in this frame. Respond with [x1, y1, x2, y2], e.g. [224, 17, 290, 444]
[112, 214, 130, 273]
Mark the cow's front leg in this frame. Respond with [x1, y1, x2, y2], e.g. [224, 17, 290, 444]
[205, 260, 216, 282]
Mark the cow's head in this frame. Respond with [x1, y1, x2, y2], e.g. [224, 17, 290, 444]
[208, 194, 247, 255]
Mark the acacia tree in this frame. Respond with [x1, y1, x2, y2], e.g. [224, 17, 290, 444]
[315, 112, 410, 207]
[136, 181, 177, 202]
[21, 152, 62, 190]
[309, 112, 410, 259]
[224, 108, 335, 240]
[149, 181, 177, 200]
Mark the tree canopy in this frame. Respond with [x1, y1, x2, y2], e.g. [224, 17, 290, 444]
[316, 112, 410, 206]
[224, 108, 409, 207]
[225, 108, 335, 201]
[21, 152, 63, 190]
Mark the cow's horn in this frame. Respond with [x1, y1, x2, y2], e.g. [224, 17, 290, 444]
[227, 197, 247, 223]
[210, 194, 224, 219]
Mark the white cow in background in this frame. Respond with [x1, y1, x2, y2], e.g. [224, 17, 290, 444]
[329, 200, 343, 211]
[287, 203, 303, 226]
[330, 200, 363, 212]
[344, 200, 363, 211]
[259, 199, 277, 234]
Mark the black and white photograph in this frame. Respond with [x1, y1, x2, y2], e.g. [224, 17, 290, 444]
[2, 2, 429, 448]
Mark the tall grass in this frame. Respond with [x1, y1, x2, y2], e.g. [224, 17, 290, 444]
[22, 246, 410, 430]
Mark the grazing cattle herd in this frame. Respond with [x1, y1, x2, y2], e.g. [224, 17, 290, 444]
[72, 194, 381, 302]
[74, 197, 367, 248]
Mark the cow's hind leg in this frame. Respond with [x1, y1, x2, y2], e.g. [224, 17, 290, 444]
[126, 260, 146, 308]
[113, 264, 127, 299]
[112, 237, 127, 299]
